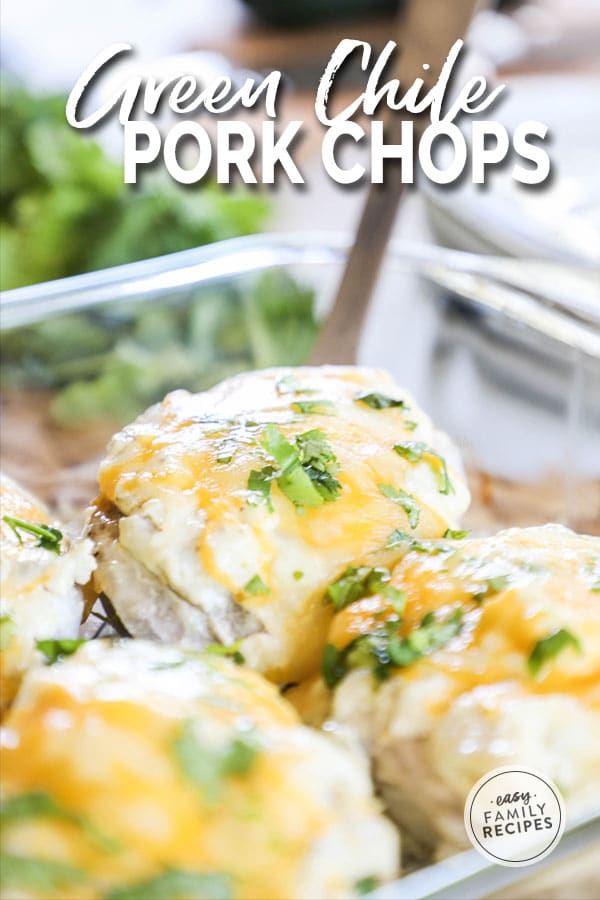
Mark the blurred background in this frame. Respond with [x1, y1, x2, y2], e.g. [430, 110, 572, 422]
[1, 0, 600, 288]
[1, 0, 599, 534]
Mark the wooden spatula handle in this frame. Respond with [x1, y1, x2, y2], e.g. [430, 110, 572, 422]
[309, 0, 481, 366]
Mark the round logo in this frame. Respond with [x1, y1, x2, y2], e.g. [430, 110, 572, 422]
[464, 767, 565, 867]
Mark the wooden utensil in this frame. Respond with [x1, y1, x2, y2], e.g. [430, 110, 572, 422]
[309, 0, 481, 365]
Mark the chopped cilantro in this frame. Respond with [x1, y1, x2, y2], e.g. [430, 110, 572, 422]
[403, 420, 418, 431]
[354, 876, 380, 896]
[244, 575, 270, 596]
[293, 570, 304, 580]
[247, 465, 275, 512]
[322, 643, 348, 689]
[221, 739, 258, 776]
[295, 429, 342, 501]
[0, 791, 118, 853]
[388, 609, 463, 667]
[2, 516, 63, 553]
[322, 607, 464, 687]
[393, 442, 421, 463]
[384, 587, 406, 615]
[386, 529, 431, 552]
[1, 792, 66, 822]
[105, 870, 233, 900]
[261, 425, 323, 509]
[291, 399, 335, 415]
[172, 722, 227, 805]
[473, 574, 511, 603]
[355, 392, 406, 410]
[393, 442, 452, 495]
[444, 529, 470, 540]
[172, 721, 259, 805]
[528, 629, 582, 678]
[0, 854, 86, 894]
[326, 566, 391, 611]
[487, 575, 511, 592]
[378, 484, 420, 529]
[260, 425, 341, 509]
[36, 639, 86, 665]
[204, 641, 245, 665]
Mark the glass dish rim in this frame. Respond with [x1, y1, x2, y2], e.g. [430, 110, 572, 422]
[1, 231, 599, 359]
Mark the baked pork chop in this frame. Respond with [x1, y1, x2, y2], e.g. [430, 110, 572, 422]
[87, 366, 470, 682]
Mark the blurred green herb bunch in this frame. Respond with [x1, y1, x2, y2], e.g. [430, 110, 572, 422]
[0, 85, 318, 424]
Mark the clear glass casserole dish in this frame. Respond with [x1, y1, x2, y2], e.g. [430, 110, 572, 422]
[1, 233, 599, 898]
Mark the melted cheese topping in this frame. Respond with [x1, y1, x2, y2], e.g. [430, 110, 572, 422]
[0, 640, 398, 899]
[0, 474, 94, 713]
[329, 525, 600, 706]
[322, 526, 600, 848]
[96, 366, 470, 681]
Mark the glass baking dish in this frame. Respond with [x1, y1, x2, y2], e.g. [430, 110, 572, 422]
[1, 232, 599, 898]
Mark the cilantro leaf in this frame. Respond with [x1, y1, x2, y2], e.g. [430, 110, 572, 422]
[354, 876, 380, 896]
[444, 529, 470, 540]
[487, 575, 511, 592]
[1, 792, 65, 823]
[355, 392, 406, 410]
[326, 566, 391, 611]
[291, 399, 335, 415]
[295, 428, 342, 501]
[244, 575, 270, 596]
[322, 643, 349, 689]
[260, 425, 342, 509]
[528, 629, 582, 678]
[322, 608, 464, 687]
[172, 722, 224, 805]
[36, 639, 86, 665]
[383, 586, 406, 615]
[0, 854, 86, 894]
[393, 442, 453, 495]
[378, 484, 420, 529]
[0, 791, 118, 853]
[2, 516, 63, 553]
[386, 529, 432, 553]
[221, 739, 258, 776]
[247, 466, 275, 512]
[204, 641, 245, 665]
[105, 869, 233, 900]
[261, 424, 324, 509]
[295, 429, 338, 470]
[172, 721, 259, 805]
[473, 575, 511, 603]
[388, 609, 464, 668]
